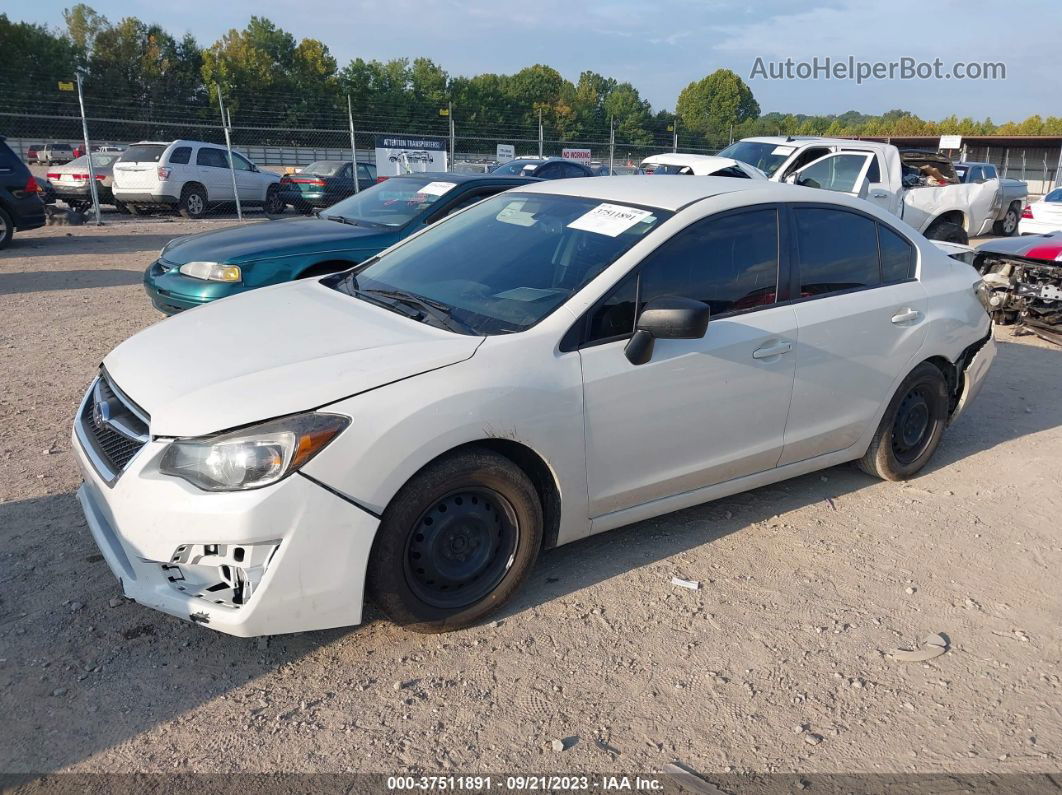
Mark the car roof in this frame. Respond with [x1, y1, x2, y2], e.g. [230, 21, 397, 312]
[513, 174, 872, 212]
[303, 159, 375, 166]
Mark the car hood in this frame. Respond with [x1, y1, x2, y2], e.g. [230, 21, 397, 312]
[162, 217, 394, 265]
[103, 280, 483, 436]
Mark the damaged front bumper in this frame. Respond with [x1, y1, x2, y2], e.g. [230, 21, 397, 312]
[72, 428, 379, 637]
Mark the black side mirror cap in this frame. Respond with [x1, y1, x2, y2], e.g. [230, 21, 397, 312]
[623, 296, 710, 365]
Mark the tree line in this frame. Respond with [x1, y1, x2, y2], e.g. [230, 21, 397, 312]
[2, 5, 1060, 151]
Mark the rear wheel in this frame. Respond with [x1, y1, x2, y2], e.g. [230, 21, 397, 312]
[0, 207, 13, 250]
[264, 185, 285, 215]
[67, 200, 90, 213]
[368, 449, 543, 633]
[993, 205, 1020, 236]
[178, 184, 207, 219]
[925, 220, 968, 244]
[859, 363, 950, 481]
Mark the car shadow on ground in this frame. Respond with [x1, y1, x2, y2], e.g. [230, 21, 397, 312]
[0, 269, 144, 294]
[0, 232, 183, 261]
[2, 335, 1058, 773]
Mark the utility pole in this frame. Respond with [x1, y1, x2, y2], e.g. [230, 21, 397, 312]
[538, 109, 543, 157]
[347, 94, 359, 193]
[608, 116, 615, 176]
[448, 101, 455, 170]
[216, 83, 242, 221]
[74, 72, 101, 225]
[672, 118, 678, 153]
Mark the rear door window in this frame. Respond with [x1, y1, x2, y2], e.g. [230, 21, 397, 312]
[196, 148, 229, 168]
[794, 207, 881, 296]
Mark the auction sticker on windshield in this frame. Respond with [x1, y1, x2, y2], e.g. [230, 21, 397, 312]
[567, 203, 652, 237]
[416, 181, 457, 197]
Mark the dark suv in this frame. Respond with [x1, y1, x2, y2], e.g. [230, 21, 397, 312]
[0, 135, 46, 249]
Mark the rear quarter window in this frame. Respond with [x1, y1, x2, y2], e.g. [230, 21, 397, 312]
[167, 146, 191, 165]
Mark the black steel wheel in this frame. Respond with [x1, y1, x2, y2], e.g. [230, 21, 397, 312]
[859, 362, 949, 481]
[369, 448, 543, 632]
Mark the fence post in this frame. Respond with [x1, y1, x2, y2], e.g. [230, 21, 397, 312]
[347, 95, 359, 194]
[216, 84, 242, 221]
[608, 116, 615, 175]
[538, 109, 543, 157]
[74, 72, 102, 225]
[673, 119, 678, 153]
[449, 102, 455, 169]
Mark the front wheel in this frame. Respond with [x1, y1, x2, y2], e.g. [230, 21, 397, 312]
[368, 449, 543, 633]
[993, 206, 1020, 237]
[264, 185, 286, 215]
[859, 362, 950, 481]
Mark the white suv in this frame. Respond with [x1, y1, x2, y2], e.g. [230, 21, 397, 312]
[112, 140, 284, 218]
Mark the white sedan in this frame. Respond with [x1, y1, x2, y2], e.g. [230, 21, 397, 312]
[1018, 188, 1062, 235]
[72, 177, 995, 636]
[640, 153, 767, 179]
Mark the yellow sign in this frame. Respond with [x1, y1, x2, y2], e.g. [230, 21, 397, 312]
[438, 108, 450, 117]
[58, 81, 75, 92]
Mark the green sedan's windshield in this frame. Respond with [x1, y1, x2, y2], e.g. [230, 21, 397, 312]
[327, 192, 669, 335]
[323, 176, 458, 227]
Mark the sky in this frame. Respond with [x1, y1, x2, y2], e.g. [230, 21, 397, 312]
[7, 0, 1059, 121]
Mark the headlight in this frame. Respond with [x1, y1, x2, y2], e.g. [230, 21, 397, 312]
[159, 412, 349, 491]
[178, 261, 242, 282]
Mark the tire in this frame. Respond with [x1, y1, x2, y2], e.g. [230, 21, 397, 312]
[67, 200, 90, 213]
[264, 185, 285, 215]
[924, 221, 968, 245]
[114, 200, 130, 215]
[992, 205, 1020, 237]
[178, 184, 207, 219]
[0, 206, 13, 250]
[858, 362, 950, 481]
[126, 203, 146, 216]
[368, 449, 543, 633]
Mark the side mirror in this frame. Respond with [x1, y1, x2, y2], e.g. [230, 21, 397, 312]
[624, 296, 710, 365]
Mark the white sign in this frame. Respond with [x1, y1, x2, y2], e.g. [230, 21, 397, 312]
[568, 203, 652, 237]
[496, 144, 515, 163]
[562, 147, 592, 164]
[415, 181, 456, 197]
[939, 135, 963, 150]
[374, 135, 448, 177]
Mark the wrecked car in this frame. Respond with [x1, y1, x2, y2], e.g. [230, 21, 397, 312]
[975, 233, 1062, 345]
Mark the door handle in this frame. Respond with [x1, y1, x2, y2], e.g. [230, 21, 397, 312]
[752, 341, 792, 359]
[871, 190, 887, 198]
[891, 309, 922, 324]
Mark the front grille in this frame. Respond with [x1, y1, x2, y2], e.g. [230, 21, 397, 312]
[77, 372, 150, 483]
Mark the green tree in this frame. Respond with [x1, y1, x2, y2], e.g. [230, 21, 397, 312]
[676, 69, 759, 141]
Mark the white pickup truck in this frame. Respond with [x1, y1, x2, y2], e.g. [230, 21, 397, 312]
[717, 136, 1027, 244]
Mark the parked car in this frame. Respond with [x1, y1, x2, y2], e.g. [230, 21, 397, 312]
[639, 153, 767, 179]
[38, 143, 75, 165]
[952, 162, 1028, 235]
[719, 137, 1028, 243]
[47, 153, 122, 211]
[25, 145, 42, 163]
[974, 232, 1062, 345]
[94, 144, 127, 154]
[75, 176, 995, 636]
[112, 140, 284, 218]
[0, 134, 46, 249]
[277, 160, 377, 211]
[144, 173, 539, 314]
[490, 157, 595, 179]
[1017, 187, 1062, 235]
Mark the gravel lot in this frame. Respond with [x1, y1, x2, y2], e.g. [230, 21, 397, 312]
[1, 219, 1060, 779]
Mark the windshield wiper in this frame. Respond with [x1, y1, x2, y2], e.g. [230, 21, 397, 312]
[363, 288, 476, 335]
[320, 214, 361, 226]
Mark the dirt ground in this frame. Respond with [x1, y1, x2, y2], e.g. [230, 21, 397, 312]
[0, 219, 1060, 780]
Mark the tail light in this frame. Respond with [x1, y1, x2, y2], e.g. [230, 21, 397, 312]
[1021, 205, 1033, 219]
[376, 176, 388, 183]
[46, 172, 60, 180]
[25, 175, 38, 192]
[289, 177, 325, 187]
[157, 166, 172, 180]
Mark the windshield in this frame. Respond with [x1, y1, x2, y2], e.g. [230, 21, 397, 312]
[118, 144, 166, 163]
[1045, 188, 1062, 202]
[323, 177, 460, 226]
[328, 193, 669, 334]
[717, 141, 792, 177]
[641, 162, 691, 175]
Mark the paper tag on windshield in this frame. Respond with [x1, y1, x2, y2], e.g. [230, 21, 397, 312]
[416, 181, 456, 197]
[771, 145, 795, 156]
[568, 203, 652, 237]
